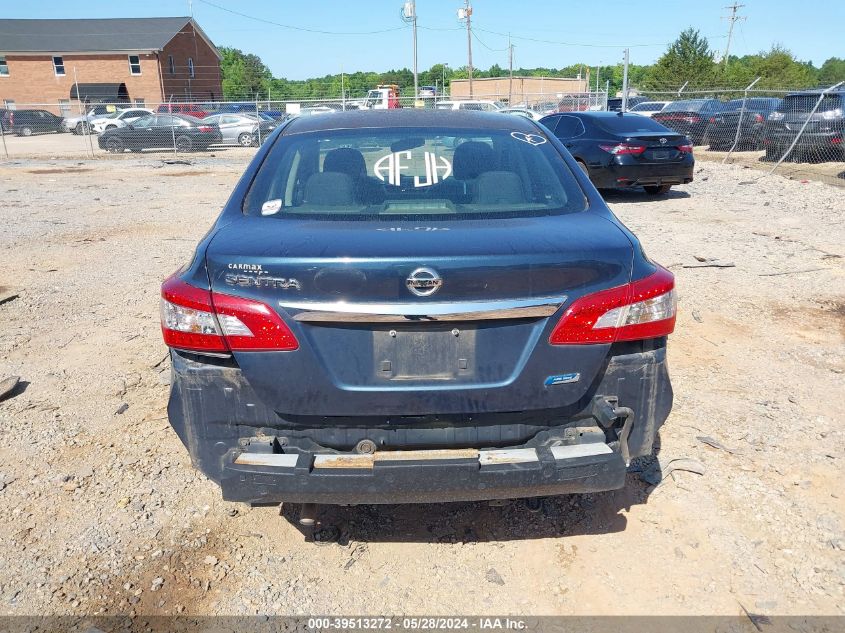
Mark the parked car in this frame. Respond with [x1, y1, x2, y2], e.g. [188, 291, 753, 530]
[5, 109, 65, 136]
[201, 113, 276, 146]
[90, 108, 154, 134]
[418, 85, 438, 97]
[435, 100, 502, 112]
[97, 114, 222, 153]
[628, 101, 672, 118]
[652, 99, 723, 144]
[498, 107, 543, 121]
[155, 103, 209, 119]
[540, 111, 694, 194]
[704, 97, 782, 150]
[606, 96, 648, 112]
[63, 103, 126, 134]
[159, 109, 676, 507]
[763, 88, 845, 162]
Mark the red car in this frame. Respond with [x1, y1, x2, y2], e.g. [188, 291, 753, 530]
[155, 103, 209, 119]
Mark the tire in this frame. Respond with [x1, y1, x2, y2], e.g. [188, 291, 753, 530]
[75, 122, 88, 135]
[644, 184, 672, 195]
[19, 126, 33, 137]
[106, 124, 117, 130]
[175, 135, 193, 152]
[763, 147, 779, 162]
[105, 137, 125, 153]
[238, 132, 254, 147]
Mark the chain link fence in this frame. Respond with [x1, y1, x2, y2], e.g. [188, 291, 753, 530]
[2, 87, 842, 187]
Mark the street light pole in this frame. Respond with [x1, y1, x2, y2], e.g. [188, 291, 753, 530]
[458, 1, 473, 97]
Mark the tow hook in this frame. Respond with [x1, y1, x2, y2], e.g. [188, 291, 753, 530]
[591, 396, 635, 466]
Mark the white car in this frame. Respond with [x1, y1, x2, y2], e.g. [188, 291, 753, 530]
[628, 101, 672, 118]
[435, 100, 503, 112]
[498, 107, 543, 121]
[90, 108, 153, 134]
[62, 104, 125, 134]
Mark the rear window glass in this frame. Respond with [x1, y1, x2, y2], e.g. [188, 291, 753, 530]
[593, 115, 672, 134]
[662, 100, 713, 113]
[778, 94, 843, 113]
[244, 126, 586, 220]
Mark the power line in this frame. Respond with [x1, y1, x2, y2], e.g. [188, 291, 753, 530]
[197, 0, 409, 35]
[474, 25, 727, 49]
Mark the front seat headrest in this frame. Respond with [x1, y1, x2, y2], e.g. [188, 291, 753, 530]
[303, 172, 354, 206]
[324, 148, 367, 179]
[452, 141, 494, 180]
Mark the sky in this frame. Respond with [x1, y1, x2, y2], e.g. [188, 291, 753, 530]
[5, 1, 844, 79]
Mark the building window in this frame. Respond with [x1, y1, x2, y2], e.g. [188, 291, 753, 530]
[52, 56, 65, 76]
[128, 55, 141, 75]
[187, 57, 195, 78]
[58, 99, 71, 116]
[134, 98, 145, 107]
[168, 55, 175, 75]
[4, 99, 15, 110]
[0, 56, 8, 76]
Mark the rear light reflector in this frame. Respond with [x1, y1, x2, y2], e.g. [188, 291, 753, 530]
[160, 276, 298, 352]
[549, 267, 676, 345]
[198, 125, 214, 133]
[678, 144, 694, 153]
[599, 143, 646, 156]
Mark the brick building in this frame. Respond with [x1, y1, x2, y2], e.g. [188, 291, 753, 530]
[0, 17, 222, 114]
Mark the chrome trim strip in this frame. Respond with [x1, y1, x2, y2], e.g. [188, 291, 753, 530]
[280, 296, 566, 323]
[173, 348, 232, 359]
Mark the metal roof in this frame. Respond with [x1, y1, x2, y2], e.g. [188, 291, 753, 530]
[0, 17, 218, 57]
[284, 109, 540, 134]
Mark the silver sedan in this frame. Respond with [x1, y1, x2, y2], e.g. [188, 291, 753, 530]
[201, 114, 275, 146]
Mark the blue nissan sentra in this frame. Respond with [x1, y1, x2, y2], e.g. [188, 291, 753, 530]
[160, 109, 676, 507]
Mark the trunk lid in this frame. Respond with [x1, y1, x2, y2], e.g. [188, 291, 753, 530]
[205, 213, 634, 418]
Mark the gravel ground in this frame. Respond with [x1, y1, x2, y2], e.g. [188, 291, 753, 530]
[0, 157, 843, 617]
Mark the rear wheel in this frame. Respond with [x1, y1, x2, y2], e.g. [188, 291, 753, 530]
[105, 137, 125, 153]
[19, 126, 33, 137]
[644, 184, 672, 195]
[238, 132, 254, 147]
[75, 122, 89, 135]
[175, 135, 193, 152]
[576, 160, 590, 179]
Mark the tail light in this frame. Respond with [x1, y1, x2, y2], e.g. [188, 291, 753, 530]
[599, 143, 646, 156]
[197, 125, 214, 133]
[832, 137, 842, 145]
[549, 267, 676, 345]
[685, 115, 701, 124]
[678, 144, 694, 153]
[754, 113, 764, 123]
[709, 117, 717, 124]
[160, 276, 298, 352]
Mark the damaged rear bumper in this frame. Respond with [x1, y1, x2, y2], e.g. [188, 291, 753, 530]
[221, 442, 626, 504]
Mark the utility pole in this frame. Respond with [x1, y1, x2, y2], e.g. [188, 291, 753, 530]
[401, 2, 418, 100]
[458, 1, 473, 97]
[722, 3, 746, 70]
[621, 48, 630, 112]
[508, 34, 514, 105]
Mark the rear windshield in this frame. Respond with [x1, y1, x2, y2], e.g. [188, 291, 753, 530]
[593, 115, 672, 134]
[243, 126, 586, 220]
[662, 100, 714, 113]
[778, 94, 844, 113]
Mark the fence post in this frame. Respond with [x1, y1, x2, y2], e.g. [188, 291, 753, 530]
[255, 98, 262, 146]
[761, 80, 844, 180]
[723, 76, 761, 162]
[0, 118, 7, 159]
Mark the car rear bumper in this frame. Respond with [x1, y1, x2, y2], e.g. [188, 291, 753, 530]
[589, 162, 694, 189]
[220, 441, 626, 504]
[166, 340, 672, 504]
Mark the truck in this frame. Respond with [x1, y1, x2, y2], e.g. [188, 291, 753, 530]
[363, 84, 402, 110]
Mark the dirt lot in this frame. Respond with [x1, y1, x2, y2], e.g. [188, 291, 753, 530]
[0, 157, 843, 618]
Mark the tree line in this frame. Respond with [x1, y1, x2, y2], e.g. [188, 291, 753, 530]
[220, 28, 845, 101]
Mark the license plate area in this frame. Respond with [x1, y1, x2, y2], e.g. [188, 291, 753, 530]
[372, 326, 477, 380]
[647, 149, 673, 160]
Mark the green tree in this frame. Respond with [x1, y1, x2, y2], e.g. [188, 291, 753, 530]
[746, 45, 817, 89]
[643, 28, 716, 90]
[219, 47, 273, 100]
[818, 57, 845, 84]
